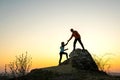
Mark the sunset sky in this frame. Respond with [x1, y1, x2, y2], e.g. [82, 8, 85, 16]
[0, 0, 120, 73]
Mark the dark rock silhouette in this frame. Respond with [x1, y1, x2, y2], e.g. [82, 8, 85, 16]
[61, 49, 98, 71]
[9, 49, 120, 80]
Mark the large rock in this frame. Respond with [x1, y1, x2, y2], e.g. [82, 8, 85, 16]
[61, 49, 98, 71]
[12, 49, 120, 80]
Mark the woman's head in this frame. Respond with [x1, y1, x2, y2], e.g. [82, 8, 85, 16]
[61, 42, 64, 46]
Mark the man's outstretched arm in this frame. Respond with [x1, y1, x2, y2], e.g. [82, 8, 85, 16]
[67, 35, 73, 43]
[64, 41, 68, 46]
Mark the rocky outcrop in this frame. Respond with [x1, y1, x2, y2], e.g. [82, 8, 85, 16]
[69, 49, 98, 71]
[60, 49, 98, 71]
[10, 49, 120, 80]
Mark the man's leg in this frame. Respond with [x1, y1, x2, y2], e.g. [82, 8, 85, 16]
[73, 39, 77, 51]
[78, 38, 85, 50]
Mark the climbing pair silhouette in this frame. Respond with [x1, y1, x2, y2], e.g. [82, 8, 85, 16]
[59, 28, 85, 65]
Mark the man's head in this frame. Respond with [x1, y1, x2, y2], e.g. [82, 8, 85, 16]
[70, 28, 74, 32]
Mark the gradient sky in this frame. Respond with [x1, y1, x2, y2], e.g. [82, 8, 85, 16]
[0, 0, 120, 72]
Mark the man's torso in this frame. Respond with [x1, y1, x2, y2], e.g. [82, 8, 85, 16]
[72, 31, 80, 39]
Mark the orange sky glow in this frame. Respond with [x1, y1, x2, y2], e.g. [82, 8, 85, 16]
[0, 0, 120, 73]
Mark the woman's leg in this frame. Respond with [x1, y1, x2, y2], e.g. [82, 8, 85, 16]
[63, 52, 68, 60]
[59, 53, 62, 64]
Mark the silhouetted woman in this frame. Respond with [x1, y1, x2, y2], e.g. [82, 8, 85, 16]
[59, 42, 68, 65]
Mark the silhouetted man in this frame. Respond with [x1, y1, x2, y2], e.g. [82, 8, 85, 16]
[67, 28, 85, 51]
